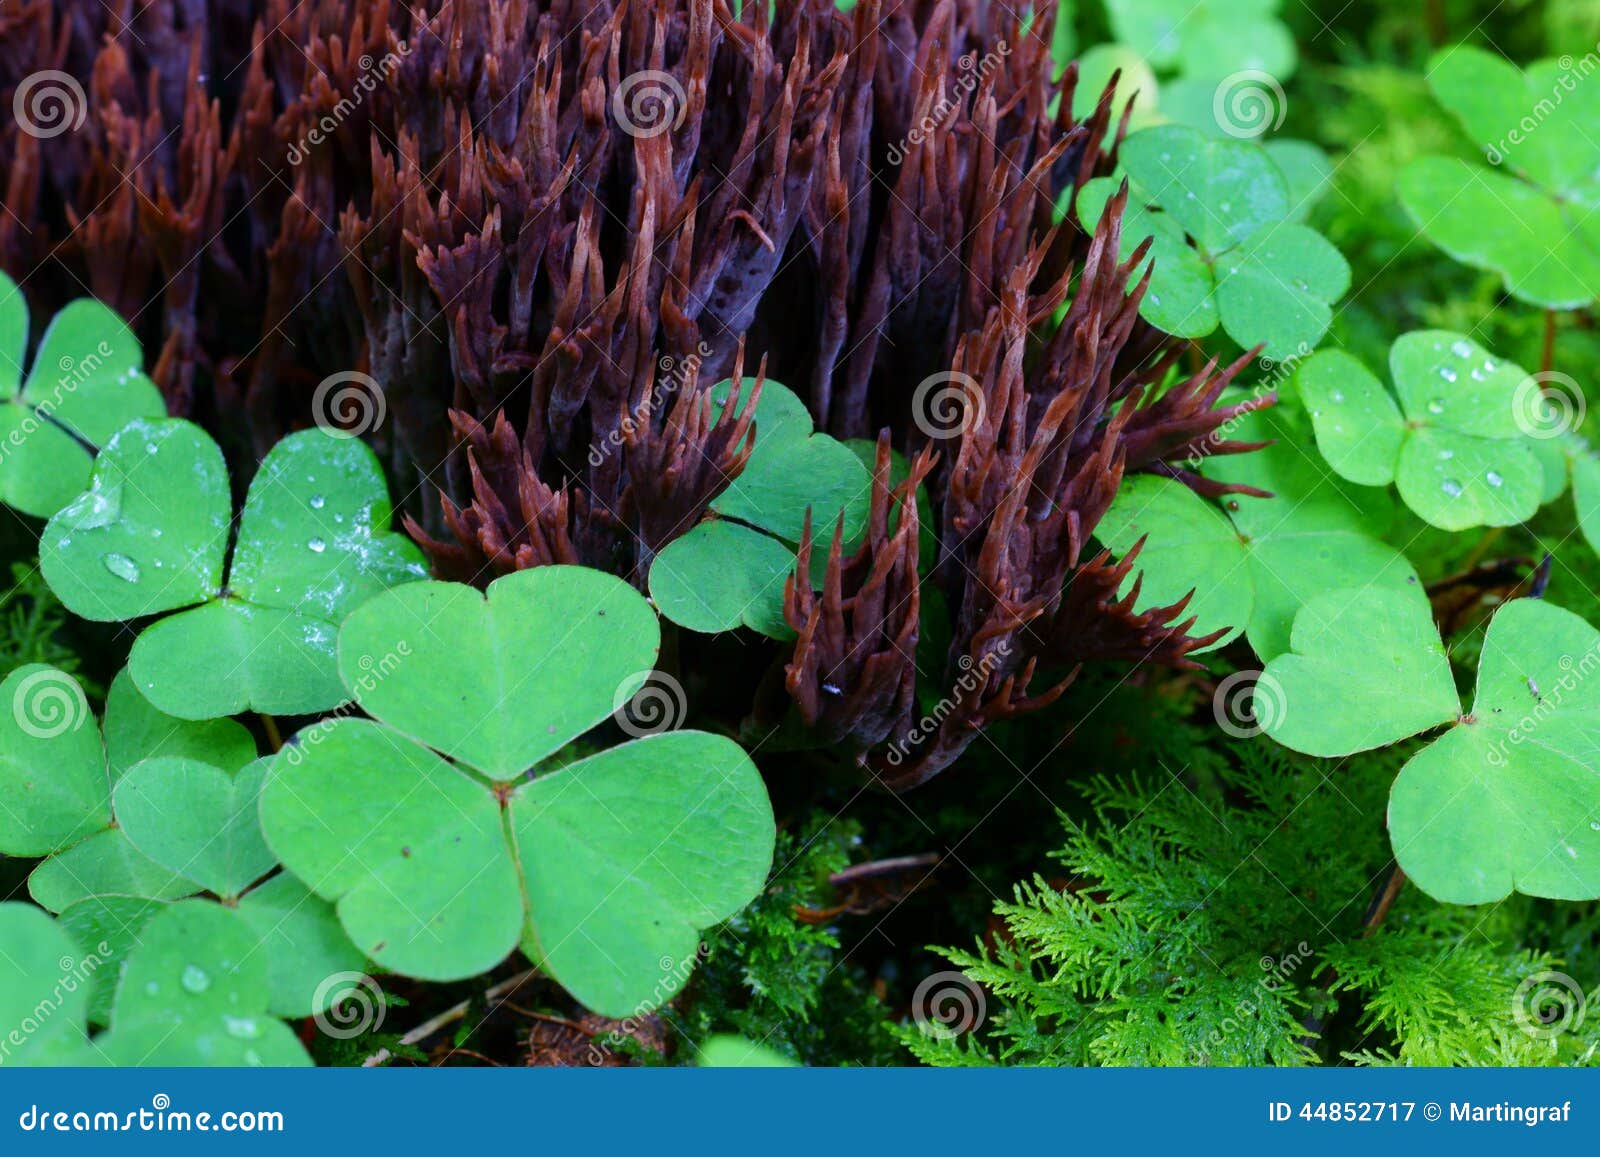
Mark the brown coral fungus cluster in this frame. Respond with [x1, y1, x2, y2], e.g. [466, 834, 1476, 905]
[0, 0, 1266, 788]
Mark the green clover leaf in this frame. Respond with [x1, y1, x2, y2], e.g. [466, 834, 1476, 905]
[1099, 402, 1418, 660]
[1095, 473, 1253, 650]
[0, 660, 360, 1008]
[55, 896, 166, 1026]
[1297, 332, 1544, 530]
[1104, 0, 1295, 81]
[57, 881, 367, 1027]
[696, 1034, 798, 1067]
[649, 378, 872, 639]
[1398, 46, 1600, 309]
[0, 664, 253, 911]
[1077, 126, 1347, 358]
[96, 901, 311, 1066]
[259, 565, 776, 1016]
[41, 418, 428, 719]
[113, 757, 277, 900]
[1260, 584, 1458, 757]
[1262, 591, 1600, 904]
[0, 902, 101, 1065]
[0, 274, 166, 518]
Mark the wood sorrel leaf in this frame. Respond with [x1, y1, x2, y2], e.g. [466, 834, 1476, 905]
[100, 900, 311, 1066]
[707, 377, 871, 543]
[261, 566, 776, 1015]
[43, 420, 427, 719]
[0, 275, 166, 518]
[1102, 404, 1419, 662]
[41, 419, 230, 623]
[114, 756, 277, 900]
[1105, 0, 1295, 81]
[1390, 599, 1600, 904]
[696, 1034, 799, 1067]
[261, 718, 522, 982]
[262, 718, 774, 1016]
[104, 668, 256, 777]
[337, 567, 660, 780]
[1121, 125, 1289, 253]
[0, 663, 108, 856]
[1197, 404, 1417, 659]
[234, 873, 370, 1019]
[1260, 584, 1458, 757]
[1399, 47, 1600, 309]
[1299, 333, 1543, 530]
[0, 902, 98, 1065]
[0, 663, 251, 909]
[511, 731, 777, 1017]
[1078, 126, 1347, 359]
[651, 378, 872, 639]
[28, 828, 198, 914]
[1095, 473, 1253, 650]
[649, 519, 798, 638]
[1213, 222, 1348, 360]
[56, 895, 166, 1026]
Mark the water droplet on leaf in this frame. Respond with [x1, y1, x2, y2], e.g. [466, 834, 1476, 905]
[223, 1015, 261, 1040]
[103, 553, 140, 583]
[181, 965, 211, 994]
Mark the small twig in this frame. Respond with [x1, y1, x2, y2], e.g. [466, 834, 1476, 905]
[1541, 308, 1558, 375]
[1361, 864, 1407, 937]
[1456, 528, 1506, 574]
[259, 714, 283, 753]
[443, 1048, 503, 1066]
[360, 968, 536, 1067]
[827, 853, 941, 887]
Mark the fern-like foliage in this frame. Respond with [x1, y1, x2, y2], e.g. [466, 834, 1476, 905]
[0, 562, 84, 678]
[905, 734, 1600, 1066]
